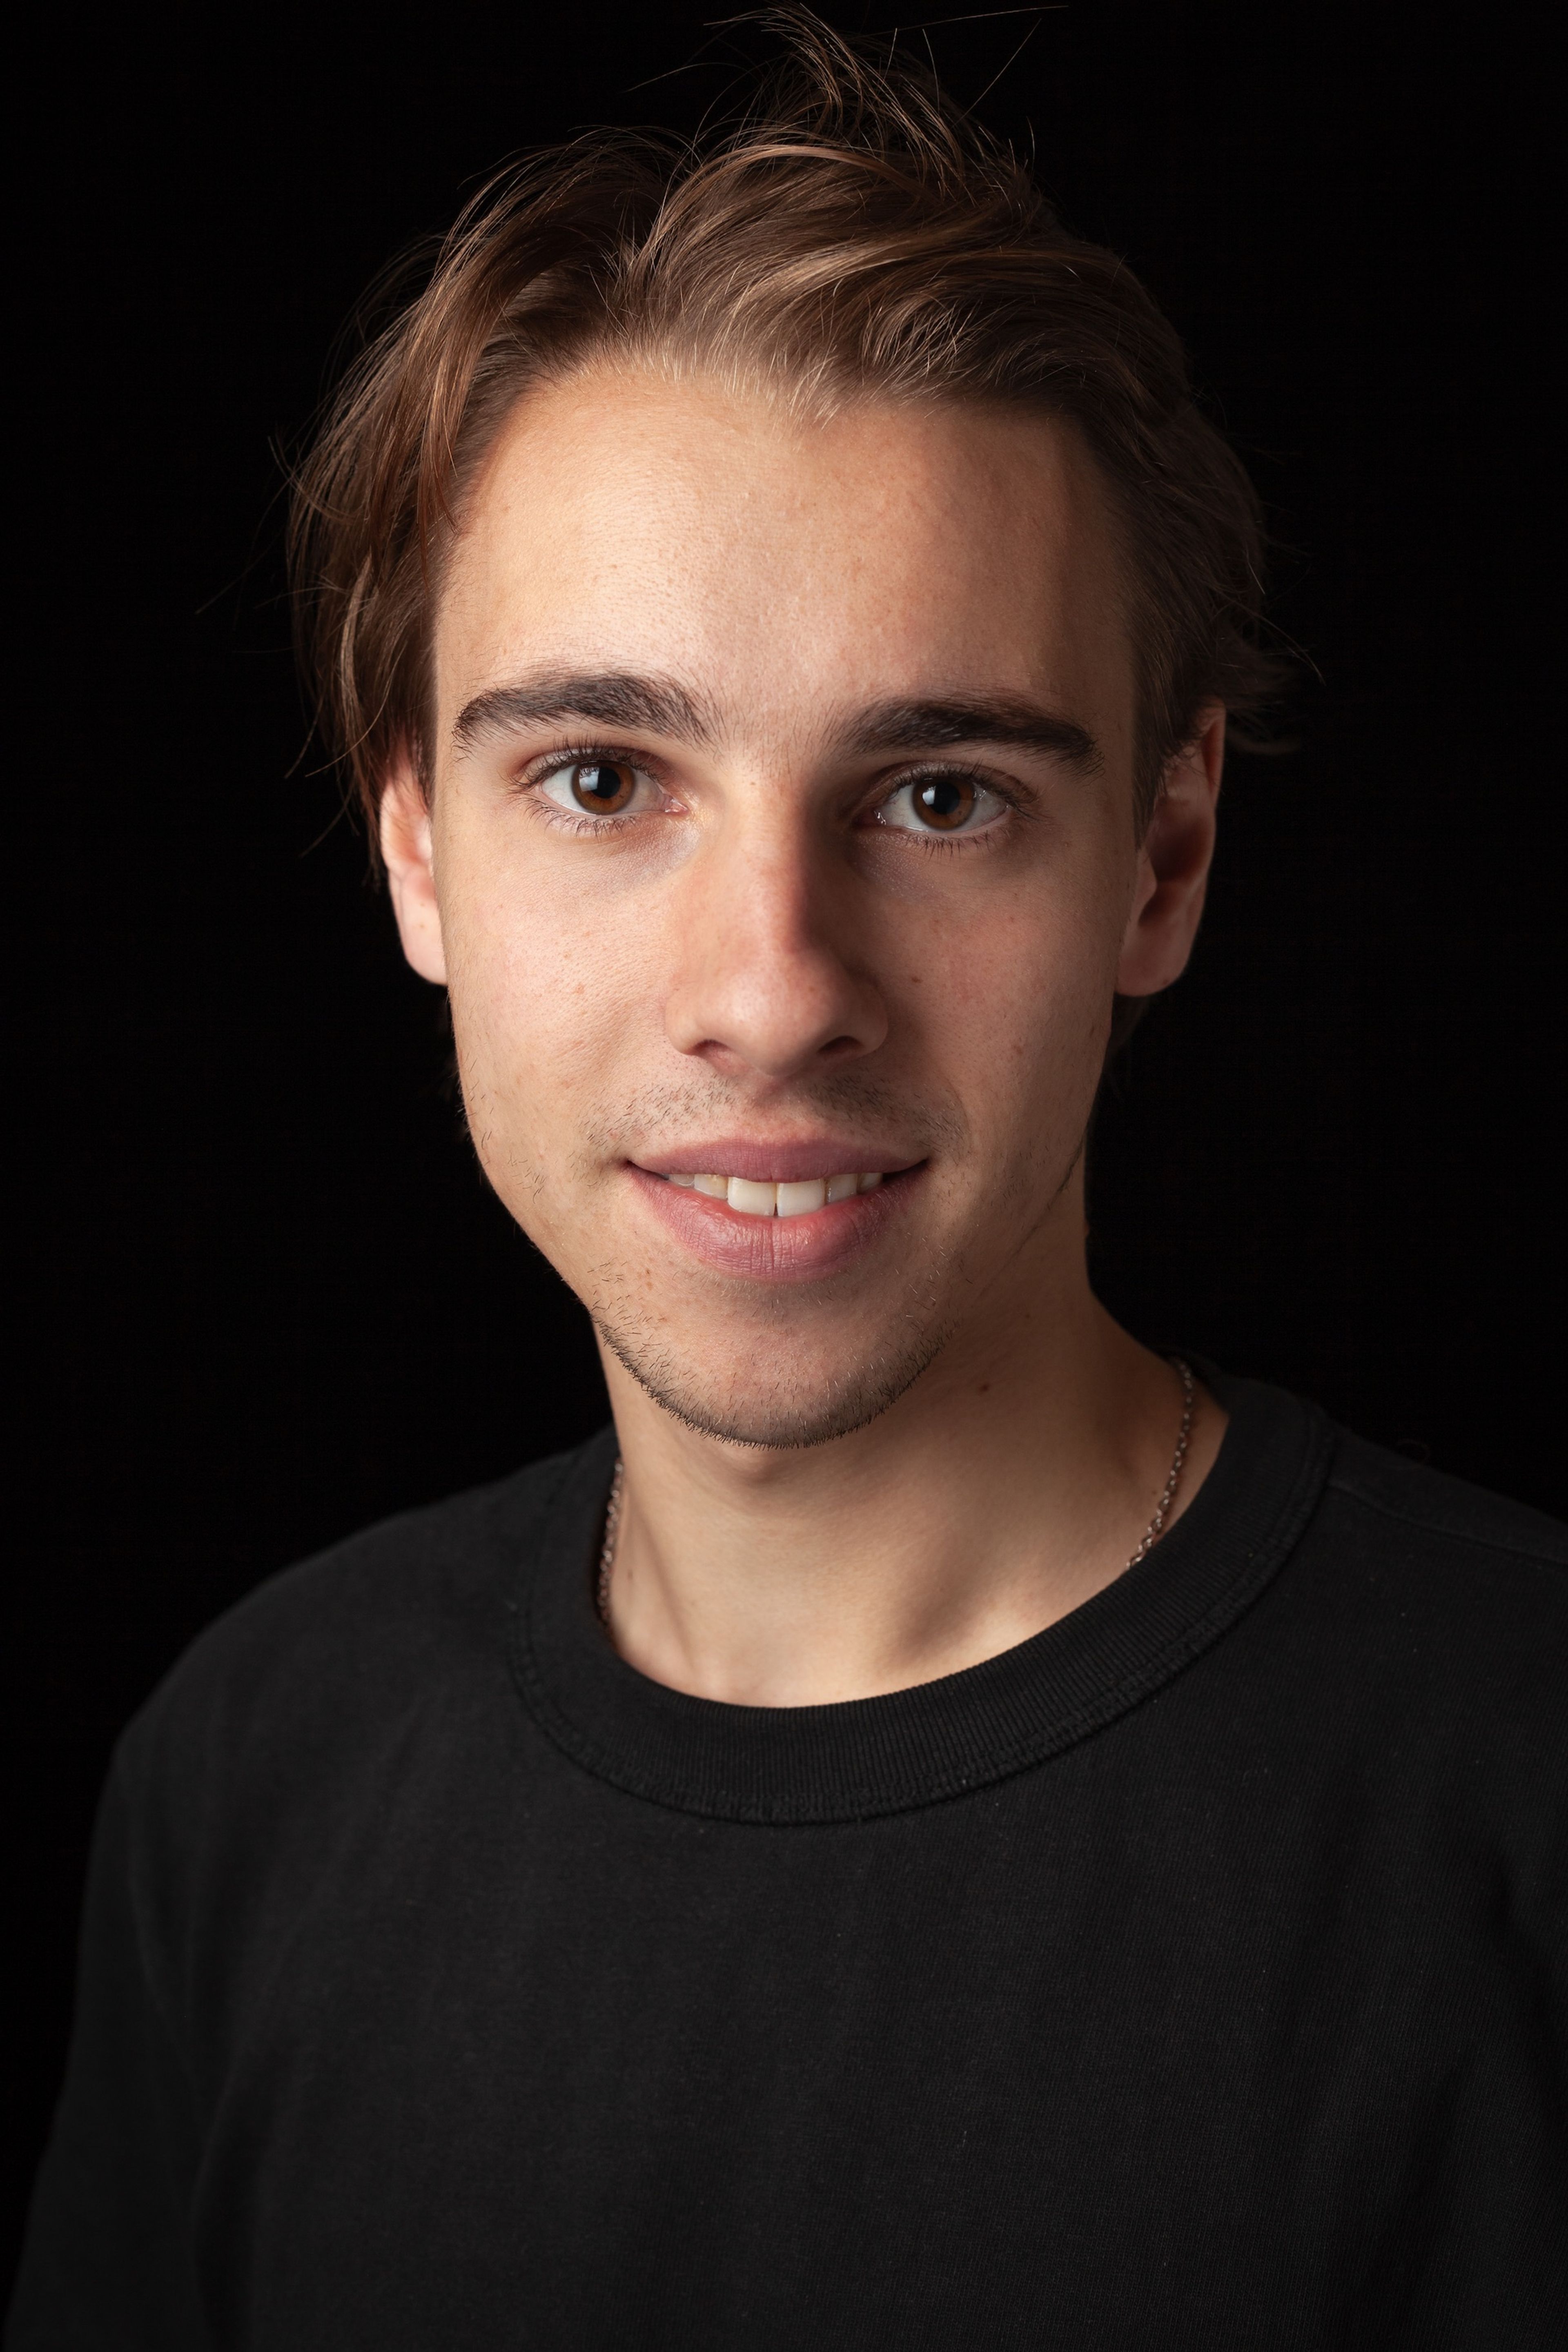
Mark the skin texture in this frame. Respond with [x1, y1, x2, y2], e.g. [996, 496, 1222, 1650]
[382, 367, 1227, 1704]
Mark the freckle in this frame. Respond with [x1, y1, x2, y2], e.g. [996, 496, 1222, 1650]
[977, 1381, 991, 1394]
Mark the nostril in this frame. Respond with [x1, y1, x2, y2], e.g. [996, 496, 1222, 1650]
[821, 1035, 861, 1059]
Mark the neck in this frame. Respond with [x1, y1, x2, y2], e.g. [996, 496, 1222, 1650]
[597, 1224, 1225, 1708]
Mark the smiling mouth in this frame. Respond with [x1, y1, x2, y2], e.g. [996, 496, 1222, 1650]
[663, 1171, 885, 1218]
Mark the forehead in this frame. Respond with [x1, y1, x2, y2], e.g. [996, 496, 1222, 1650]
[437, 367, 1134, 758]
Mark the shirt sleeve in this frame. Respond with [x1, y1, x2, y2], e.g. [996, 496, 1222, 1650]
[6, 1755, 212, 2350]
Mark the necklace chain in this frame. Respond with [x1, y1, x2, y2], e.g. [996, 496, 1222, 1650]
[597, 1456, 626, 1628]
[597, 1357, 1196, 1632]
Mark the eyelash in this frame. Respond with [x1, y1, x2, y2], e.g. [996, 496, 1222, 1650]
[519, 742, 668, 836]
[517, 744, 1024, 845]
[875, 764, 1022, 852]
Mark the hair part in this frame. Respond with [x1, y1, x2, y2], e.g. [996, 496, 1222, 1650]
[290, 9, 1288, 845]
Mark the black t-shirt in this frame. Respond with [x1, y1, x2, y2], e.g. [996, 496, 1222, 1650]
[10, 1374, 1568, 2348]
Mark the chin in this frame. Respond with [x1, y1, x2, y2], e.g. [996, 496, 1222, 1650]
[593, 1306, 952, 1451]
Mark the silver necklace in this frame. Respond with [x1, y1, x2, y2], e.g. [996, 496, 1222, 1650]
[597, 1454, 626, 1629]
[596, 1357, 1196, 1630]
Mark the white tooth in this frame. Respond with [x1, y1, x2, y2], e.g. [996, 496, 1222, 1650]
[776, 1178, 827, 1218]
[667, 1172, 697, 1187]
[858, 1171, 883, 1192]
[694, 1173, 728, 1197]
[825, 1172, 859, 1204]
[727, 1176, 778, 1217]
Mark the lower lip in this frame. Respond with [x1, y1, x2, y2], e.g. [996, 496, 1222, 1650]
[626, 1164, 915, 1281]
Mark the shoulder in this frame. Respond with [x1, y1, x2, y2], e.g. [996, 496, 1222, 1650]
[1209, 1368, 1564, 1633]
[1277, 1421, 1568, 1756]
[1209, 1374, 1566, 1780]
[93, 1436, 611, 2046]
[1319, 1425, 1566, 1589]
[114, 1435, 607, 1820]
[1201, 1401, 1568, 1887]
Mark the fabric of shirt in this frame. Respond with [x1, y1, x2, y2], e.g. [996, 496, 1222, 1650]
[9, 1372, 1568, 2349]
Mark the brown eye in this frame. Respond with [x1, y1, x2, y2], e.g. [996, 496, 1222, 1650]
[876, 770, 1005, 840]
[570, 760, 637, 814]
[913, 775, 977, 831]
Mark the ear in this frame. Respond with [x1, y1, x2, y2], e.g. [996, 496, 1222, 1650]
[1115, 706, 1225, 1000]
[379, 760, 448, 986]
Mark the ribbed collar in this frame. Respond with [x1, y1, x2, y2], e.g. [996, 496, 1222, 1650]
[508, 1372, 1334, 1825]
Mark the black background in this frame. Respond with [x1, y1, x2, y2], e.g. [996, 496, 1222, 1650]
[8, 0, 1562, 2280]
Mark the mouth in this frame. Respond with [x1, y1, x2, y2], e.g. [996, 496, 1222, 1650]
[624, 1148, 921, 1280]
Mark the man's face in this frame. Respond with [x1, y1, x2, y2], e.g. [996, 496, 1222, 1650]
[388, 370, 1211, 1446]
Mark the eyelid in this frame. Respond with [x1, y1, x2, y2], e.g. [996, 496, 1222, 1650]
[520, 743, 677, 829]
[869, 762, 1016, 834]
[513, 744, 1022, 841]
[519, 740, 668, 790]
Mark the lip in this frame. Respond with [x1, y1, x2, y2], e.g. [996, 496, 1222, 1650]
[634, 1138, 919, 1185]
[626, 1160, 919, 1281]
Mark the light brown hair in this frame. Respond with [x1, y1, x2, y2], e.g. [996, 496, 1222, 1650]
[290, 9, 1285, 838]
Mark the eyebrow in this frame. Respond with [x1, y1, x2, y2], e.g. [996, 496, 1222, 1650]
[452, 670, 718, 753]
[452, 670, 1100, 774]
[842, 696, 1102, 773]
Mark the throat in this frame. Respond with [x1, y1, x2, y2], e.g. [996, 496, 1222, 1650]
[595, 1322, 1222, 1708]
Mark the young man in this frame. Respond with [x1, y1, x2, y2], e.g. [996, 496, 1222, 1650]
[12, 25, 1565, 2349]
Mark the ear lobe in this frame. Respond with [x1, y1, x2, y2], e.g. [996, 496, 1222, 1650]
[379, 764, 448, 986]
[1114, 708, 1224, 1001]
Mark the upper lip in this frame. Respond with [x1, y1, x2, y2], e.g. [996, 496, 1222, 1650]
[632, 1140, 922, 1184]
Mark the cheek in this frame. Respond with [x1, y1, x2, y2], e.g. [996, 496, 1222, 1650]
[893, 872, 1119, 1216]
[446, 884, 595, 1157]
[915, 883, 1122, 1105]
[439, 873, 628, 1180]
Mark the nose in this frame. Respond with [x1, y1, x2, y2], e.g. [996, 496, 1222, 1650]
[663, 809, 888, 1081]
